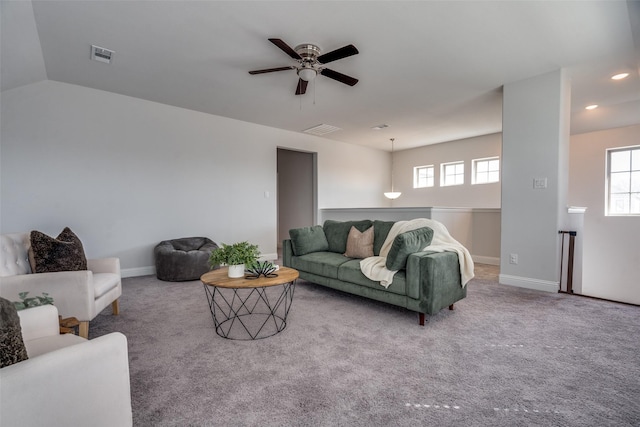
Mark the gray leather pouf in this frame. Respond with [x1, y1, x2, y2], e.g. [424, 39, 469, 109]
[154, 237, 219, 281]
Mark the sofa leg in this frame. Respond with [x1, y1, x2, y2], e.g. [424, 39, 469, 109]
[112, 299, 120, 315]
[79, 321, 89, 339]
[419, 313, 425, 326]
[449, 304, 455, 310]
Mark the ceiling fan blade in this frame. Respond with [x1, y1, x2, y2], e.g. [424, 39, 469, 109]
[269, 38, 302, 60]
[320, 68, 358, 86]
[295, 79, 308, 95]
[249, 66, 295, 75]
[317, 44, 359, 64]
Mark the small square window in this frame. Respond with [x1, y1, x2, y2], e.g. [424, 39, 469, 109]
[441, 161, 464, 187]
[607, 146, 640, 215]
[414, 165, 434, 188]
[472, 157, 500, 184]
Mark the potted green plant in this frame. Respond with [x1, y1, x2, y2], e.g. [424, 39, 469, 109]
[209, 241, 260, 278]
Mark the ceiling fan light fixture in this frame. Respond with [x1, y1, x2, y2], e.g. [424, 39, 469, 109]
[298, 67, 317, 81]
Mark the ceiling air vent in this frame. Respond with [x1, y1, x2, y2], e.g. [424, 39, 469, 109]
[91, 45, 114, 64]
[303, 124, 342, 136]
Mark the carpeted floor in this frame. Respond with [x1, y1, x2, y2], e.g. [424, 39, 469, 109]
[90, 266, 640, 427]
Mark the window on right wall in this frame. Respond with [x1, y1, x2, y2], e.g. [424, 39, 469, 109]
[607, 146, 640, 215]
[472, 156, 500, 185]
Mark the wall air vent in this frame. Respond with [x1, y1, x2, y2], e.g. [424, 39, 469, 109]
[91, 45, 114, 64]
[303, 124, 342, 136]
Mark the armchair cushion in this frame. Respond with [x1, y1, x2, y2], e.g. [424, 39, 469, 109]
[29, 227, 87, 273]
[0, 297, 28, 368]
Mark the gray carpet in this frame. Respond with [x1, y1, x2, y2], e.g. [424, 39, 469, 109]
[90, 271, 640, 426]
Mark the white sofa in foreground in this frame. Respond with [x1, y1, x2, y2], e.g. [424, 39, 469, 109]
[0, 305, 133, 427]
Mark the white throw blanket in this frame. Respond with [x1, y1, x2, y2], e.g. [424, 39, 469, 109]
[359, 218, 474, 288]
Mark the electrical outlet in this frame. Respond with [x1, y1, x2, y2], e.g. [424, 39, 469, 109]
[509, 253, 518, 265]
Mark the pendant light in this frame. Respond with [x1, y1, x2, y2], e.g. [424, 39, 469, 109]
[384, 138, 401, 200]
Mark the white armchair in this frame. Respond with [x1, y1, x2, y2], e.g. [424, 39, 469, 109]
[0, 305, 133, 427]
[0, 232, 122, 338]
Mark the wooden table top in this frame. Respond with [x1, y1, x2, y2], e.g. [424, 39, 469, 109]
[201, 266, 299, 289]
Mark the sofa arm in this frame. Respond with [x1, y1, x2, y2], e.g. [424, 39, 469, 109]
[17, 304, 60, 341]
[0, 271, 95, 320]
[88, 257, 121, 275]
[406, 251, 465, 314]
[282, 239, 294, 267]
[0, 332, 133, 427]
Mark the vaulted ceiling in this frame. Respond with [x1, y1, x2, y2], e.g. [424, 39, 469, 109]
[2, 1, 639, 151]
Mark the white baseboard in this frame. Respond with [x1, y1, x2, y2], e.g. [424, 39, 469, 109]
[472, 255, 500, 266]
[499, 274, 559, 293]
[121, 266, 155, 278]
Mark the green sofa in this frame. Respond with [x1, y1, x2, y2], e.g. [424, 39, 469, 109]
[282, 219, 467, 325]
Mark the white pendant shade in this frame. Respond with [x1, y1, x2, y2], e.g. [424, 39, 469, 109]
[384, 191, 402, 200]
[384, 138, 401, 200]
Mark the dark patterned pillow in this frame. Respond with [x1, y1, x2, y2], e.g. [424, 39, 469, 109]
[30, 227, 88, 273]
[0, 297, 28, 368]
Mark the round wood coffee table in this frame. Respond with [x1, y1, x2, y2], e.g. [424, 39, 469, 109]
[201, 266, 299, 340]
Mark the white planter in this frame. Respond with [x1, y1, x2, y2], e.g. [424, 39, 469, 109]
[227, 264, 245, 278]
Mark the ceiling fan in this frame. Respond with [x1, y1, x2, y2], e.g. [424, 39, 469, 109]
[249, 38, 359, 95]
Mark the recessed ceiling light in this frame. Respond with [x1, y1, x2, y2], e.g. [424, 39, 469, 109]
[585, 104, 598, 110]
[611, 73, 629, 80]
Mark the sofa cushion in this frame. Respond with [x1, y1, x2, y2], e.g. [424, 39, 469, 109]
[289, 226, 330, 256]
[30, 227, 87, 273]
[0, 297, 29, 368]
[338, 260, 407, 296]
[323, 220, 373, 254]
[386, 227, 434, 271]
[290, 252, 350, 279]
[373, 220, 395, 256]
[343, 226, 374, 259]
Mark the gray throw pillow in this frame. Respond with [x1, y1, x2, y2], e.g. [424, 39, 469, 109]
[385, 227, 434, 271]
[0, 297, 29, 368]
[289, 225, 330, 256]
[30, 227, 88, 273]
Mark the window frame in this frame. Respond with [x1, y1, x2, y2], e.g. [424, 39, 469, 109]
[440, 161, 465, 187]
[472, 156, 500, 185]
[606, 145, 640, 216]
[413, 165, 435, 188]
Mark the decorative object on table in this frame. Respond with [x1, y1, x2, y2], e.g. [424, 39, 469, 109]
[208, 241, 260, 278]
[245, 261, 278, 279]
[154, 237, 219, 281]
[12, 291, 54, 311]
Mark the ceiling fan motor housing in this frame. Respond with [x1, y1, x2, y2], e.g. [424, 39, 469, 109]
[294, 44, 321, 61]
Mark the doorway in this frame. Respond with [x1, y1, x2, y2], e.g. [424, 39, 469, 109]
[277, 148, 317, 252]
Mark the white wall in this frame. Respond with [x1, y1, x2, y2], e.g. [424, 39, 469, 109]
[500, 69, 570, 292]
[0, 80, 389, 276]
[392, 133, 501, 208]
[569, 125, 640, 304]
